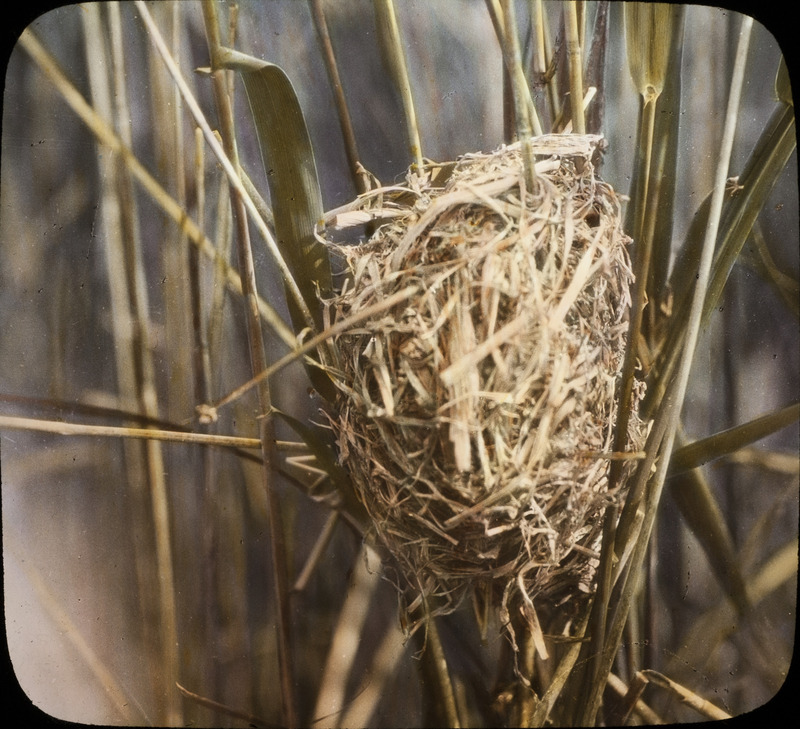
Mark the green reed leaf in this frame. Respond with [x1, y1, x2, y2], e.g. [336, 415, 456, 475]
[611, 4, 682, 486]
[776, 56, 792, 107]
[625, 6, 685, 339]
[647, 101, 796, 415]
[224, 54, 337, 401]
[670, 402, 800, 475]
[668, 451, 750, 615]
[236, 63, 333, 315]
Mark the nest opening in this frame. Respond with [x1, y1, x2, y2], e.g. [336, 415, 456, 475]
[324, 134, 647, 636]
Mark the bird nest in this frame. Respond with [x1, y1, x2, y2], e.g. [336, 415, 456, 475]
[322, 134, 647, 638]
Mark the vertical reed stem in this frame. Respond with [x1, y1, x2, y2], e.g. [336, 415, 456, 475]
[565, 1, 586, 134]
[310, 0, 367, 194]
[610, 95, 657, 492]
[373, 0, 423, 170]
[425, 618, 462, 728]
[500, 0, 537, 189]
[80, 3, 162, 714]
[85, 5, 181, 723]
[583, 17, 755, 725]
[200, 2, 297, 725]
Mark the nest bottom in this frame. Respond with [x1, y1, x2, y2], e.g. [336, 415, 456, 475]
[327, 135, 648, 639]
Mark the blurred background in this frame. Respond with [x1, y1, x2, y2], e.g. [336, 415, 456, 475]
[1, 1, 797, 726]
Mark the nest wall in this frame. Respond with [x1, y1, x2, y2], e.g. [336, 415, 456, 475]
[325, 135, 647, 634]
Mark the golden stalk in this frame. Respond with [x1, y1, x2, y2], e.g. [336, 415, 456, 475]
[211, 284, 420, 413]
[197, 1, 297, 723]
[0, 415, 262, 449]
[611, 2, 678, 488]
[500, 0, 538, 189]
[373, 0, 423, 170]
[565, 1, 586, 134]
[83, 5, 180, 722]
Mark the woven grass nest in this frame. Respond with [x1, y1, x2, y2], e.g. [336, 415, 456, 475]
[324, 134, 648, 638]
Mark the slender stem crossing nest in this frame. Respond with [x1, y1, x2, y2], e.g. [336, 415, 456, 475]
[324, 134, 648, 638]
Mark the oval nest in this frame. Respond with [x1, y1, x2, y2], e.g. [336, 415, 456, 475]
[324, 134, 648, 636]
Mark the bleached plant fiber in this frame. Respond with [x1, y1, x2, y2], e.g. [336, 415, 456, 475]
[325, 134, 646, 633]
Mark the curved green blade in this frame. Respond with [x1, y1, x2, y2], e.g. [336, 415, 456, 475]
[238, 62, 332, 311]
[776, 56, 792, 107]
[226, 54, 337, 401]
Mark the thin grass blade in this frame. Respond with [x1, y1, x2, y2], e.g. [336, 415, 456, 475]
[565, 1, 585, 134]
[640, 670, 732, 721]
[310, 0, 366, 195]
[625, 6, 685, 338]
[580, 16, 756, 726]
[312, 543, 381, 724]
[776, 56, 792, 107]
[666, 537, 797, 692]
[747, 223, 800, 318]
[583, 1, 610, 135]
[499, 0, 538, 187]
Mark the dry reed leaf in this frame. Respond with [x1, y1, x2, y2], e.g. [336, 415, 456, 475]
[624, 3, 676, 101]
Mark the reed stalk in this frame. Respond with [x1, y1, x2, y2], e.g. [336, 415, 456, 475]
[564, 1, 585, 134]
[372, 0, 423, 170]
[17, 28, 297, 352]
[581, 15, 755, 725]
[135, 4, 318, 340]
[500, 0, 537, 189]
[82, 6, 180, 723]
[198, 2, 296, 724]
[310, 0, 366, 195]
[611, 2, 678, 491]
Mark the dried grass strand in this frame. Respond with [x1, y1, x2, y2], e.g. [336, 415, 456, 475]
[326, 135, 647, 636]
